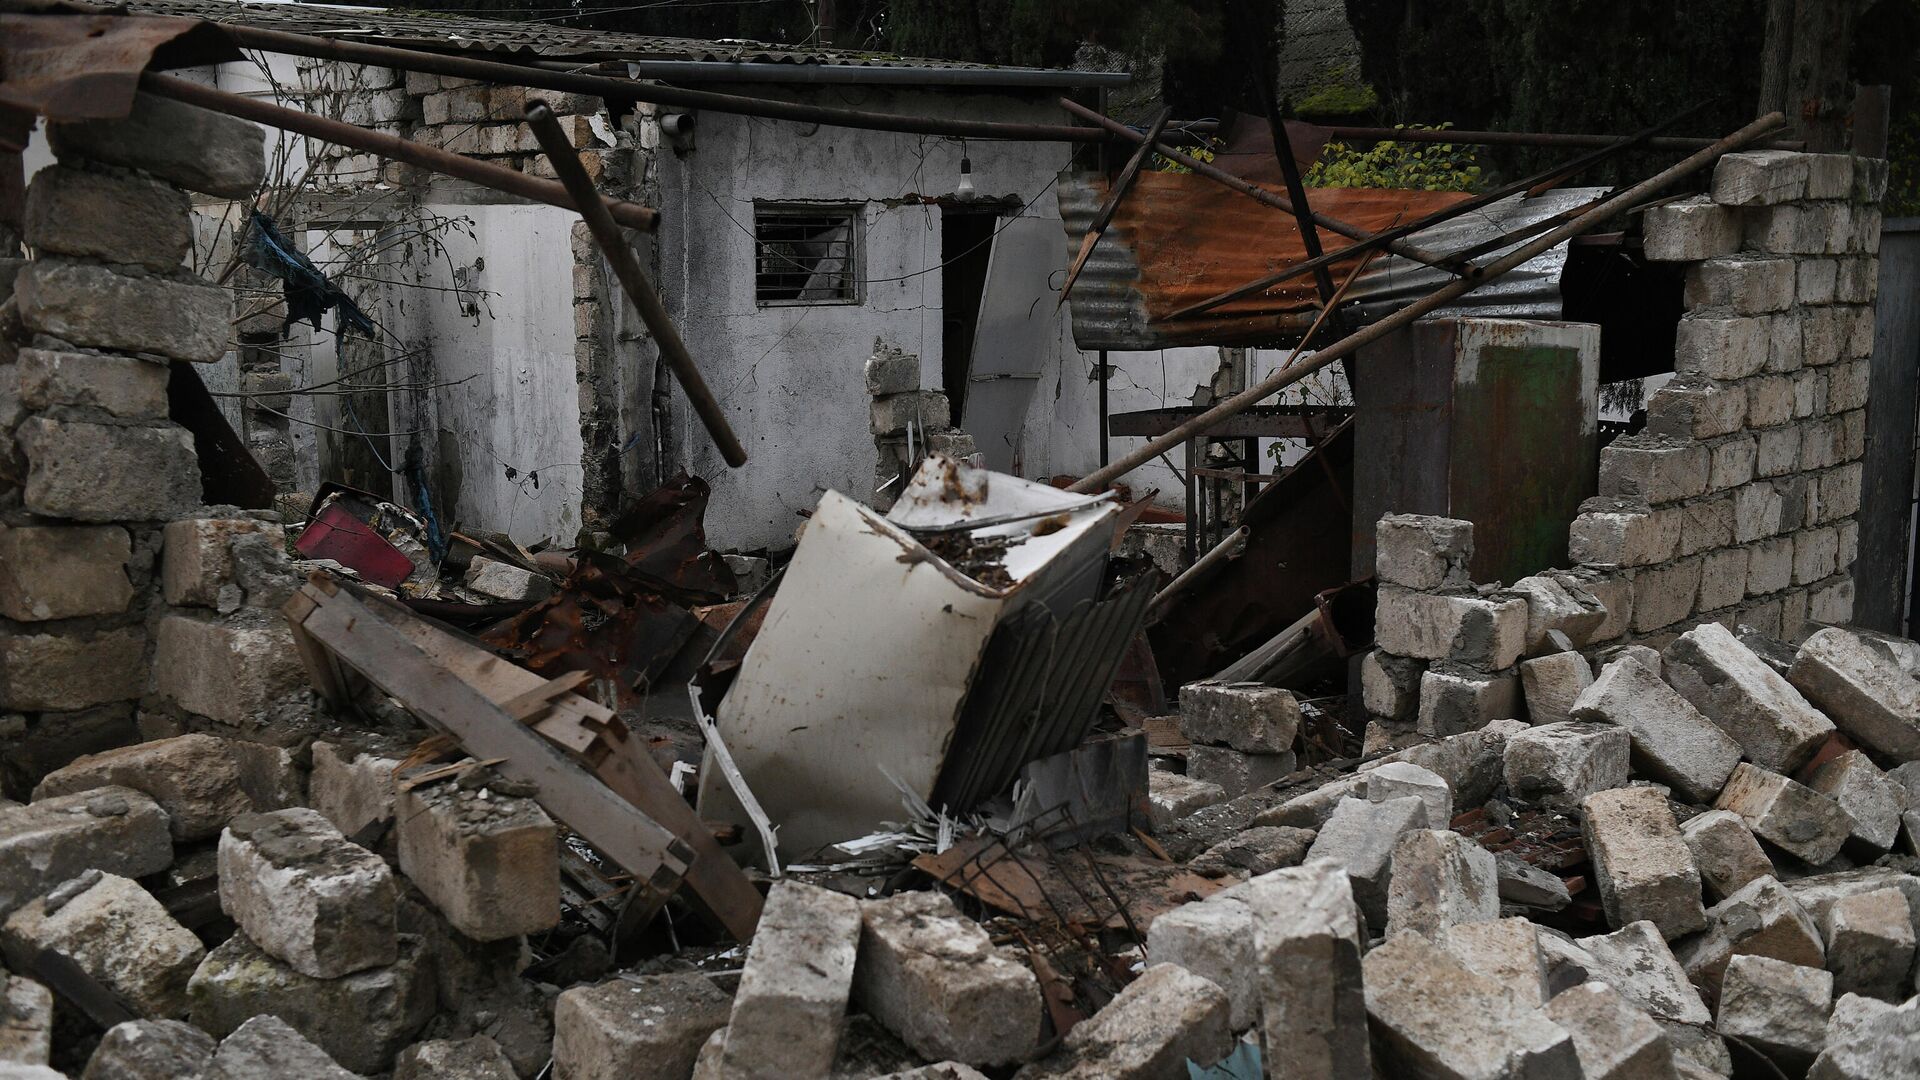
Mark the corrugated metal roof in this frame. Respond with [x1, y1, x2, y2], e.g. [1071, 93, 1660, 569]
[117, 0, 1095, 76]
[1058, 170, 1603, 350]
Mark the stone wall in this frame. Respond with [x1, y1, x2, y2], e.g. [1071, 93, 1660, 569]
[1360, 148, 1887, 736]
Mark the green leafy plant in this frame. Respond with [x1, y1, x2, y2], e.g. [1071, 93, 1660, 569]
[1304, 124, 1484, 191]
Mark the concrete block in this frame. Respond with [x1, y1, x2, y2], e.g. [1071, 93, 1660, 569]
[1577, 921, 1713, 1028]
[716, 881, 860, 1079]
[1571, 656, 1741, 803]
[1646, 372, 1748, 440]
[1663, 620, 1834, 772]
[870, 390, 950, 435]
[151, 612, 307, 726]
[16, 261, 230, 365]
[49, 91, 265, 198]
[1599, 434, 1711, 504]
[1685, 255, 1795, 313]
[0, 624, 146, 712]
[1374, 587, 1528, 669]
[1675, 314, 1769, 380]
[1361, 650, 1423, 721]
[187, 931, 435, 1074]
[1417, 664, 1519, 737]
[0, 975, 52, 1067]
[463, 557, 551, 603]
[17, 347, 169, 420]
[1302, 795, 1427, 929]
[1581, 785, 1706, 940]
[0, 788, 171, 919]
[1543, 981, 1678, 1080]
[396, 781, 559, 942]
[1717, 954, 1832, 1072]
[1437, 918, 1548, 1007]
[1790, 627, 1920, 760]
[1146, 892, 1258, 1031]
[853, 891, 1041, 1066]
[1504, 721, 1630, 808]
[1187, 825, 1315, 878]
[16, 416, 198, 522]
[1716, 763, 1852, 864]
[1808, 994, 1920, 1080]
[1362, 931, 1578, 1080]
[1186, 745, 1296, 797]
[1712, 150, 1811, 206]
[1363, 760, 1453, 828]
[80, 1019, 214, 1080]
[1022, 963, 1232, 1080]
[1, 871, 202, 1019]
[35, 734, 251, 841]
[0, 524, 132, 622]
[161, 518, 284, 610]
[204, 1015, 358, 1080]
[1807, 750, 1904, 854]
[1519, 650, 1593, 727]
[1642, 195, 1739, 260]
[218, 808, 396, 979]
[1375, 513, 1473, 590]
[1680, 810, 1774, 902]
[1248, 862, 1368, 1079]
[394, 1036, 516, 1080]
[1822, 887, 1915, 1001]
[1570, 497, 1681, 567]
[1147, 770, 1225, 830]
[23, 165, 191, 273]
[1385, 828, 1498, 938]
[865, 344, 919, 396]
[1676, 875, 1825, 1003]
[1178, 682, 1299, 753]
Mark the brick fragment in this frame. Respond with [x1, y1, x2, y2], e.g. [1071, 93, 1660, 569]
[1715, 763, 1851, 865]
[36, 734, 252, 841]
[396, 782, 559, 942]
[1580, 785, 1706, 940]
[853, 891, 1041, 1066]
[1, 871, 203, 1019]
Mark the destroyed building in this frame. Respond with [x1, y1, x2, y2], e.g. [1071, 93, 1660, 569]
[2, 0, 1920, 1078]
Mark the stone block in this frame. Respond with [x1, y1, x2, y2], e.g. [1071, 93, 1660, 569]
[1748, 374, 1794, 427]
[49, 91, 265, 199]
[0, 524, 132, 622]
[1737, 483, 1787, 546]
[1363, 760, 1453, 829]
[1676, 875, 1825, 1003]
[1709, 435, 1757, 491]
[16, 416, 198, 522]
[1374, 513, 1473, 590]
[865, 344, 919, 396]
[1784, 870, 1920, 943]
[1633, 558, 1705, 635]
[870, 390, 950, 435]
[1577, 921, 1713, 1028]
[1369, 718, 1527, 809]
[1519, 650, 1593, 727]
[1835, 256, 1879, 303]
[853, 891, 1041, 1066]
[1680, 810, 1774, 902]
[1, 871, 202, 1019]
[1808, 994, 1920, 1080]
[396, 781, 559, 942]
[1750, 535, 1796, 597]
[0, 976, 52, 1067]
[1642, 195, 1740, 260]
[1790, 626, 1920, 760]
[161, 518, 283, 610]
[1747, 202, 1853, 254]
[463, 557, 551, 603]
[1646, 372, 1748, 440]
[1717, 954, 1832, 1072]
[1716, 763, 1851, 865]
[218, 808, 396, 979]
[1385, 828, 1498, 938]
[1712, 150, 1812, 206]
[23, 165, 191, 273]
[18, 347, 169, 419]
[394, 1036, 516, 1080]
[1021, 964, 1232, 1080]
[1374, 587, 1528, 669]
[1796, 525, 1841, 584]
[81, 1019, 215, 1080]
[309, 741, 401, 837]
[1416, 665, 1519, 737]
[1362, 931, 1578, 1080]
[204, 1015, 358, 1080]
[1247, 862, 1368, 1079]
[1543, 981, 1678, 1080]
[1178, 682, 1299, 753]
[1302, 795, 1428, 929]
[1574, 657, 1741, 804]
[1757, 424, 1803, 476]
[1570, 497, 1681, 567]
[1675, 314, 1769, 380]
[1147, 770, 1225, 830]
[1145, 892, 1258, 1031]
[0, 788, 170, 918]
[1807, 750, 1904, 854]
[1599, 434, 1712, 504]
[16, 261, 230, 365]
[35, 734, 251, 841]
[1676, 496, 1735, 557]
[1504, 721, 1630, 808]
[187, 931, 435, 1074]
[1187, 825, 1315, 878]
[151, 613, 307, 726]
[1685, 255, 1795, 313]
[1186, 745, 1295, 797]
[1581, 785, 1706, 940]
[1508, 573, 1609, 654]
[716, 881, 860, 1079]
[1495, 854, 1571, 911]
[1823, 887, 1915, 1001]
[1361, 650, 1423, 721]
[1798, 257, 1840, 303]
[1664, 621, 1834, 772]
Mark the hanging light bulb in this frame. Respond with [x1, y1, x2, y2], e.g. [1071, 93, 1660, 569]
[955, 156, 977, 202]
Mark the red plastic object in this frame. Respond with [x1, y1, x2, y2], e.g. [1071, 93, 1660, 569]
[294, 503, 417, 589]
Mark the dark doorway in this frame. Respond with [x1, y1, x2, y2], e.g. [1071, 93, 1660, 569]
[940, 209, 998, 425]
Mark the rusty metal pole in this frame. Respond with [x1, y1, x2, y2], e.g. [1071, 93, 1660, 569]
[141, 73, 660, 232]
[1059, 106, 1172, 306]
[524, 101, 747, 468]
[1068, 112, 1788, 495]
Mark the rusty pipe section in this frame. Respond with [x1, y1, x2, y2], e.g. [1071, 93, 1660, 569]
[140, 73, 660, 232]
[1315, 124, 1804, 152]
[525, 101, 746, 468]
[1069, 112, 1789, 495]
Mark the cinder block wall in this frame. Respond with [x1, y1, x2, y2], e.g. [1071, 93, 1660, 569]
[1361, 149, 1887, 735]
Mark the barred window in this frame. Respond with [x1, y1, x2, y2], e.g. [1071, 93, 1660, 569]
[754, 205, 860, 305]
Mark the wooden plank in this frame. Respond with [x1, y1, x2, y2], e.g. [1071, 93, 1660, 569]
[28, 949, 136, 1030]
[501, 670, 592, 722]
[289, 583, 691, 910]
[352, 590, 765, 940]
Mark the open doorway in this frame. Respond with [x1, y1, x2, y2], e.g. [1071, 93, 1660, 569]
[940, 209, 998, 425]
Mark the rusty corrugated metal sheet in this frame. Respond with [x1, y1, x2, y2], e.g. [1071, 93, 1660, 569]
[1057, 171, 1605, 350]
